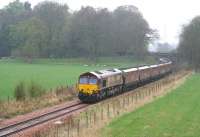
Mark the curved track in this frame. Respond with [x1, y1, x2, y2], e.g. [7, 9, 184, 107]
[0, 102, 88, 137]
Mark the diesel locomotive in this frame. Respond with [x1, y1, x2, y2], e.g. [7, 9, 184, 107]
[78, 61, 172, 103]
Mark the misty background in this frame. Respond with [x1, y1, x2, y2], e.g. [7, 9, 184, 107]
[0, 0, 200, 69]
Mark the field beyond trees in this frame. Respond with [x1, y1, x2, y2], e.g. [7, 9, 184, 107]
[102, 73, 200, 137]
[0, 57, 154, 100]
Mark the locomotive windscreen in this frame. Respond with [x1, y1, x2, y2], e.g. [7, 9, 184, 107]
[79, 77, 88, 84]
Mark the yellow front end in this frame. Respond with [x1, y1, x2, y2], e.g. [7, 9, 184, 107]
[78, 84, 99, 95]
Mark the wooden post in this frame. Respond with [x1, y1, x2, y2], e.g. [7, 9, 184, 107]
[86, 112, 89, 128]
[142, 91, 144, 99]
[56, 125, 59, 137]
[123, 96, 125, 108]
[132, 94, 134, 103]
[107, 103, 110, 118]
[113, 101, 115, 116]
[71, 118, 74, 137]
[101, 107, 104, 120]
[117, 99, 120, 115]
[149, 88, 151, 96]
[139, 92, 141, 100]
[77, 119, 80, 137]
[67, 119, 70, 137]
[94, 111, 96, 124]
[135, 93, 138, 103]
[127, 94, 129, 106]
[90, 111, 92, 126]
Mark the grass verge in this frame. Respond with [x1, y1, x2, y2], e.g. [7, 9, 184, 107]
[0, 86, 76, 119]
[102, 73, 200, 137]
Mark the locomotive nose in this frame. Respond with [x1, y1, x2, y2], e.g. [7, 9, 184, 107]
[78, 84, 99, 94]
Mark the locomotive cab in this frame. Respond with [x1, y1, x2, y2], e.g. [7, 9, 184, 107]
[78, 73, 100, 95]
[78, 69, 123, 102]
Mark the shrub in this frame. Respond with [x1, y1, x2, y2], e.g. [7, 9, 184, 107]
[14, 82, 26, 101]
[28, 81, 45, 98]
[55, 86, 65, 96]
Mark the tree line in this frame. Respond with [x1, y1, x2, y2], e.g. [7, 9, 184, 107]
[0, 0, 156, 61]
[178, 16, 200, 70]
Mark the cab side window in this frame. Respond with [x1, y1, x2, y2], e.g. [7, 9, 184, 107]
[103, 80, 106, 87]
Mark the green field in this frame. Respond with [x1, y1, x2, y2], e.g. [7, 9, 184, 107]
[0, 57, 153, 100]
[102, 74, 200, 137]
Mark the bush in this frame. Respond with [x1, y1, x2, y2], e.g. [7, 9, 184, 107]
[28, 81, 45, 98]
[14, 82, 26, 101]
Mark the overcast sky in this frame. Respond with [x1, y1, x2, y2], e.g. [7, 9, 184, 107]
[1, 0, 200, 46]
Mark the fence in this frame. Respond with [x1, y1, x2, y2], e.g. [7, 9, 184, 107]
[33, 71, 190, 137]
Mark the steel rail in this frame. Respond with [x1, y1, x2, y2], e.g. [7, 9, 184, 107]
[0, 102, 87, 137]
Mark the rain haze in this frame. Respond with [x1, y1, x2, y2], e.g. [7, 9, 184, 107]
[1, 0, 200, 47]
[1, 0, 200, 136]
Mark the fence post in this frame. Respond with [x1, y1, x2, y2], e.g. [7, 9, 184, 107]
[101, 107, 104, 120]
[94, 111, 96, 125]
[127, 94, 130, 106]
[132, 93, 134, 103]
[85, 111, 89, 128]
[90, 111, 92, 126]
[123, 96, 125, 108]
[56, 125, 59, 137]
[67, 119, 70, 137]
[107, 103, 110, 118]
[142, 91, 144, 99]
[113, 101, 115, 116]
[139, 92, 141, 100]
[77, 119, 80, 137]
[135, 93, 138, 103]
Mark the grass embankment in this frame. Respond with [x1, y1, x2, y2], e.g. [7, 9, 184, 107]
[103, 73, 200, 137]
[0, 57, 154, 100]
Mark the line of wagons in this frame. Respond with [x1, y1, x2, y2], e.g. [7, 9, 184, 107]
[78, 61, 172, 103]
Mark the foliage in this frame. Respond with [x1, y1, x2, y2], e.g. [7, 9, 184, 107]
[9, 17, 48, 62]
[0, 1, 156, 60]
[111, 6, 150, 58]
[0, 0, 31, 57]
[14, 80, 45, 100]
[102, 74, 200, 137]
[14, 81, 26, 101]
[33, 1, 70, 57]
[28, 81, 45, 98]
[0, 85, 76, 119]
[179, 16, 200, 70]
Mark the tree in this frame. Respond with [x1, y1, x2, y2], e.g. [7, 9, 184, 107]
[33, 1, 70, 58]
[0, 0, 31, 57]
[68, 7, 97, 59]
[178, 16, 200, 70]
[9, 17, 48, 62]
[0, 2, 154, 60]
[68, 7, 113, 60]
[112, 6, 151, 58]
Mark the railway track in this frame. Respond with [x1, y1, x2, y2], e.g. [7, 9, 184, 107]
[0, 102, 88, 137]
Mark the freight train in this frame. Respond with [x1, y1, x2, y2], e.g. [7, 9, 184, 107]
[78, 60, 172, 103]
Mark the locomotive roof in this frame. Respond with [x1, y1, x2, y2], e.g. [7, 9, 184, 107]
[158, 61, 172, 66]
[138, 66, 150, 70]
[149, 64, 159, 68]
[90, 68, 122, 78]
[123, 67, 138, 72]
